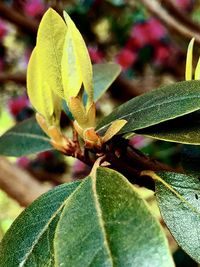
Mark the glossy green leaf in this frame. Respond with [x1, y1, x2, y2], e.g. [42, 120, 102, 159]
[97, 80, 200, 135]
[0, 117, 52, 156]
[0, 181, 81, 267]
[93, 63, 121, 102]
[137, 111, 200, 144]
[54, 167, 174, 267]
[155, 171, 200, 263]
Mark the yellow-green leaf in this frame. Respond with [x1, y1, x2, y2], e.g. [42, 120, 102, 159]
[36, 8, 67, 99]
[27, 48, 61, 126]
[27, 48, 53, 122]
[62, 11, 93, 106]
[102, 119, 127, 143]
[185, 38, 194, 81]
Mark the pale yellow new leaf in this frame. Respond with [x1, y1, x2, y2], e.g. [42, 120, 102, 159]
[185, 38, 195, 81]
[27, 48, 61, 126]
[62, 11, 93, 106]
[27, 48, 53, 121]
[195, 56, 200, 80]
[36, 8, 67, 99]
[102, 119, 127, 143]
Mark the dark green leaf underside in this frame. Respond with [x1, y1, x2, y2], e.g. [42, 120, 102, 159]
[0, 117, 52, 156]
[97, 80, 200, 135]
[156, 171, 200, 263]
[137, 111, 200, 144]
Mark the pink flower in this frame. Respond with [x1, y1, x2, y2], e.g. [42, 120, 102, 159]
[128, 19, 166, 49]
[37, 151, 54, 161]
[17, 157, 30, 169]
[154, 45, 171, 66]
[130, 22, 150, 48]
[129, 136, 152, 149]
[176, 0, 194, 11]
[0, 19, 7, 39]
[88, 46, 104, 63]
[147, 18, 166, 43]
[24, 0, 45, 18]
[116, 48, 137, 70]
[8, 95, 29, 117]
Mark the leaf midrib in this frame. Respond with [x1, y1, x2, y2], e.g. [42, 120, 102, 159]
[98, 93, 200, 133]
[3, 132, 50, 142]
[91, 175, 114, 267]
[19, 183, 82, 266]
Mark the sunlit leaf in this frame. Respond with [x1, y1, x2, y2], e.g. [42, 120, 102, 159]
[62, 11, 93, 105]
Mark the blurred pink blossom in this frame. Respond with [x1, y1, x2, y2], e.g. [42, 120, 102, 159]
[154, 45, 171, 66]
[88, 46, 104, 63]
[8, 95, 29, 117]
[176, 0, 194, 11]
[129, 136, 151, 149]
[116, 48, 137, 70]
[0, 19, 7, 39]
[24, 0, 45, 18]
[128, 18, 166, 49]
[17, 157, 30, 169]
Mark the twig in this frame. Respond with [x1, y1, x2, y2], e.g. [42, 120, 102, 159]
[0, 2, 38, 34]
[139, 0, 200, 44]
[161, 0, 200, 32]
[0, 157, 52, 207]
[0, 73, 26, 85]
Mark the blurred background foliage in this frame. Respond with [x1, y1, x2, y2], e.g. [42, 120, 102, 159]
[0, 0, 200, 265]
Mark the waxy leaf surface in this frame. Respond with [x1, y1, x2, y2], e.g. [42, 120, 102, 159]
[97, 80, 200, 135]
[0, 168, 174, 266]
[137, 111, 200, 144]
[54, 167, 174, 267]
[156, 171, 200, 263]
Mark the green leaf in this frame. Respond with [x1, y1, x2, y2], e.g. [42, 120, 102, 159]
[0, 181, 81, 267]
[97, 80, 200, 135]
[93, 63, 121, 102]
[54, 167, 174, 267]
[155, 171, 200, 263]
[136, 111, 200, 144]
[0, 117, 52, 156]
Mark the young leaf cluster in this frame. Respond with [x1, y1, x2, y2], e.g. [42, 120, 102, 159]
[1, 8, 200, 267]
